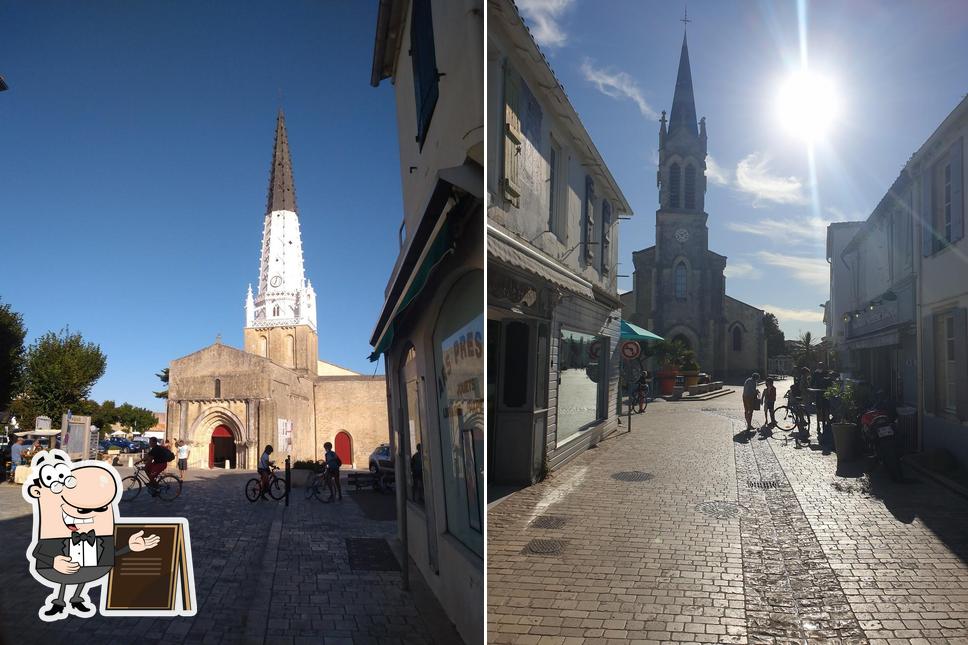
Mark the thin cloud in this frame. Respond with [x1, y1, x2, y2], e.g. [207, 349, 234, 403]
[756, 304, 825, 323]
[724, 259, 756, 279]
[517, 0, 575, 48]
[706, 155, 730, 186]
[727, 216, 829, 245]
[735, 153, 807, 206]
[826, 205, 867, 222]
[755, 251, 829, 286]
[580, 59, 658, 119]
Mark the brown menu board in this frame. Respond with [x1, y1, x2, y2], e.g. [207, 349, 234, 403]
[103, 522, 194, 615]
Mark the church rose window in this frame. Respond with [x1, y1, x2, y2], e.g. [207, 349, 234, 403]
[669, 163, 681, 208]
[674, 262, 687, 299]
[432, 270, 484, 556]
[556, 328, 607, 446]
[685, 164, 696, 209]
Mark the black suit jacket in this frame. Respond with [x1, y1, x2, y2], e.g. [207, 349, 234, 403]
[33, 535, 130, 569]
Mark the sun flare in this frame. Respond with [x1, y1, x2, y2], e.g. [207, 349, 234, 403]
[776, 70, 841, 143]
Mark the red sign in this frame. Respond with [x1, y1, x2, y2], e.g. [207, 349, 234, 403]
[621, 341, 641, 360]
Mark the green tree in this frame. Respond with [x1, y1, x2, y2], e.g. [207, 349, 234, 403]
[115, 402, 157, 434]
[763, 313, 786, 357]
[0, 298, 27, 411]
[792, 331, 819, 369]
[11, 328, 107, 425]
[153, 367, 169, 400]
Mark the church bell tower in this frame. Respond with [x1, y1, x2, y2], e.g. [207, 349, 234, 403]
[243, 110, 319, 375]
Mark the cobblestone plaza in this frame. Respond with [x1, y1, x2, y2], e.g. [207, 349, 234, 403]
[487, 385, 968, 644]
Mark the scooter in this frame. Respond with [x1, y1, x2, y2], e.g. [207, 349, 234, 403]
[859, 395, 903, 481]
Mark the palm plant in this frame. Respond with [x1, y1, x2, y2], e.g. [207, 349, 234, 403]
[792, 331, 819, 368]
[655, 340, 688, 370]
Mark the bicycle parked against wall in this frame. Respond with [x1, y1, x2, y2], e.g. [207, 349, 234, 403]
[245, 464, 287, 502]
[121, 463, 182, 502]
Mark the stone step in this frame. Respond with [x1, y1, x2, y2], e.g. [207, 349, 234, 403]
[678, 387, 736, 401]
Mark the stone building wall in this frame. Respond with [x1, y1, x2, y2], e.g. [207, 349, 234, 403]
[313, 376, 388, 469]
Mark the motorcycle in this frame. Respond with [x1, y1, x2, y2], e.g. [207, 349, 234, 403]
[859, 394, 903, 481]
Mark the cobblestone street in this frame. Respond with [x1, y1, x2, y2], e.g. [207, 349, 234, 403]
[487, 387, 968, 644]
[0, 468, 458, 645]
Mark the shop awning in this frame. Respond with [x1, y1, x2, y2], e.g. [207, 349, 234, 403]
[620, 320, 663, 341]
[14, 429, 61, 437]
[845, 329, 900, 351]
[487, 225, 594, 299]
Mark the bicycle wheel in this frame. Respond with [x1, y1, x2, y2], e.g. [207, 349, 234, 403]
[156, 475, 182, 501]
[121, 475, 142, 502]
[245, 478, 262, 502]
[773, 406, 797, 431]
[268, 476, 287, 500]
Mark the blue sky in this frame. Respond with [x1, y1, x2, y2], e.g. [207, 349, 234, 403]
[516, 0, 968, 338]
[1, 2, 401, 411]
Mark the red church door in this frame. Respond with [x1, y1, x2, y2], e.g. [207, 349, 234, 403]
[335, 431, 352, 468]
[209, 425, 235, 469]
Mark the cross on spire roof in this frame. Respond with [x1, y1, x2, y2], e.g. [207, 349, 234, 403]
[681, 5, 691, 29]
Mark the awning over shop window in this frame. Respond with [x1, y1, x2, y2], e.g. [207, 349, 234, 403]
[845, 329, 900, 351]
[620, 320, 663, 341]
[487, 225, 594, 299]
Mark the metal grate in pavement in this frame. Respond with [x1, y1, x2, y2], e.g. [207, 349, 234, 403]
[695, 500, 747, 519]
[612, 471, 654, 482]
[530, 515, 567, 529]
[747, 480, 782, 489]
[522, 538, 565, 555]
[345, 538, 401, 572]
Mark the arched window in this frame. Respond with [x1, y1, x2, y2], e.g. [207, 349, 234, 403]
[272, 304, 280, 317]
[287, 334, 295, 366]
[684, 164, 696, 209]
[732, 326, 743, 351]
[669, 163, 681, 208]
[674, 262, 687, 299]
[259, 335, 268, 357]
[214, 378, 221, 399]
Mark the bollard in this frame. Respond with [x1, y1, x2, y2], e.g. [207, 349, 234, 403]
[284, 456, 291, 507]
[225, 460, 230, 470]
[127, 456, 134, 468]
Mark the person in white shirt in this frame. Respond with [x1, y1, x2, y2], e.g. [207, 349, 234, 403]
[257, 445, 274, 500]
[176, 441, 190, 476]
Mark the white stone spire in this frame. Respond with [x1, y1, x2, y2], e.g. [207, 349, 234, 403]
[245, 111, 317, 331]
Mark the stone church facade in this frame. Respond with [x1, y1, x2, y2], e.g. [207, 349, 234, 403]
[628, 33, 765, 380]
[166, 112, 388, 470]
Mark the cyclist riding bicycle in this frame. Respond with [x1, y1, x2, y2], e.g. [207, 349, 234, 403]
[138, 437, 173, 492]
[635, 371, 650, 413]
[258, 445, 275, 500]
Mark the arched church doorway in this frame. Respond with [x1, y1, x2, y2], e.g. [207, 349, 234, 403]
[209, 425, 236, 469]
[335, 431, 352, 468]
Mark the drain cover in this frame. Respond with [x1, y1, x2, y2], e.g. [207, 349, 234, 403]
[345, 538, 400, 572]
[612, 471, 654, 482]
[523, 539, 565, 555]
[696, 500, 747, 519]
[530, 515, 567, 529]
[747, 480, 782, 489]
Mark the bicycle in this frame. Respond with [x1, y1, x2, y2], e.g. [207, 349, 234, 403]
[121, 463, 182, 502]
[305, 466, 335, 502]
[773, 394, 812, 443]
[245, 464, 287, 502]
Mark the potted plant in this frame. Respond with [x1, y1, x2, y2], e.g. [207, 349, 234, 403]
[655, 340, 687, 396]
[680, 350, 701, 389]
[825, 380, 859, 462]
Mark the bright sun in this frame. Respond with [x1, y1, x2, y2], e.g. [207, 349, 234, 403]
[776, 70, 841, 142]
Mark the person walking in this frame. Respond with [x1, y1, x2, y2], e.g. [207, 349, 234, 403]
[323, 441, 342, 502]
[176, 440, 190, 477]
[812, 362, 833, 444]
[763, 378, 777, 427]
[743, 372, 760, 432]
[9, 437, 25, 481]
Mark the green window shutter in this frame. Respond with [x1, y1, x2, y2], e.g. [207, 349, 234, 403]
[922, 314, 935, 414]
[922, 172, 935, 256]
[951, 137, 964, 243]
[502, 64, 522, 207]
[955, 308, 968, 421]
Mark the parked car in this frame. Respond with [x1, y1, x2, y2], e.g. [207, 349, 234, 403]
[368, 443, 394, 477]
[106, 437, 139, 453]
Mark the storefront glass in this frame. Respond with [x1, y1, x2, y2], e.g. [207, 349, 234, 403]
[433, 270, 484, 556]
[556, 328, 606, 445]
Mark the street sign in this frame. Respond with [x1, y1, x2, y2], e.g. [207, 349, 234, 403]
[588, 340, 601, 360]
[621, 341, 641, 360]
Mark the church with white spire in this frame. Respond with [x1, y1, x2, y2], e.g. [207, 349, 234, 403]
[163, 112, 389, 472]
[627, 26, 766, 381]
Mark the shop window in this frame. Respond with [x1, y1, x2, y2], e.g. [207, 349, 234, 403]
[556, 328, 607, 446]
[501, 321, 530, 408]
[433, 271, 484, 556]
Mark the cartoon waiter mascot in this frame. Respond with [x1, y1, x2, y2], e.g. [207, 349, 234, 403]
[22, 449, 160, 621]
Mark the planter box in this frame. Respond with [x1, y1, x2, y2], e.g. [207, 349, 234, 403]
[657, 371, 679, 396]
[289, 468, 317, 488]
[832, 423, 859, 462]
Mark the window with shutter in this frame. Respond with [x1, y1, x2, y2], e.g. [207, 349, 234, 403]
[950, 137, 964, 244]
[502, 64, 522, 207]
[410, 0, 439, 149]
[583, 177, 595, 263]
[548, 137, 561, 236]
[600, 200, 612, 275]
